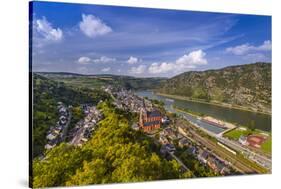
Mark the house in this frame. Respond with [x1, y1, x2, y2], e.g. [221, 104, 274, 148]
[45, 143, 56, 150]
[53, 128, 61, 135]
[207, 156, 220, 172]
[55, 124, 62, 130]
[207, 156, 228, 175]
[160, 145, 167, 155]
[159, 135, 169, 144]
[166, 143, 176, 153]
[178, 138, 189, 148]
[215, 159, 228, 175]
[46, 133, 57, 140]
[162, 143, 176, 153]
[59, 116, 67, 125]
[220, 166, 230, 175]
[83, 129, 92, 138]
[239, 135, 248, 145]
[131, 123, 139, 131]
[81, 137, 88, 142]
[59, 107, 67, 114]
[84, 116, 91, 122]
[198, 150, 209, 164]
[161, 116, 170, 124]
[163, 128, 177, 140]
[177, 133, 184, 139]
[186, 146, 197, 155]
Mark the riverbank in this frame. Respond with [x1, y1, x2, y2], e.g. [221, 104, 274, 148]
[174, 106, 236, 132]
[156, 92, 271, 116]
[136, 90, 271, 132]
[174, 105, 270, 132]
[173, 106, 201, 118]
[173, 105, 204, 117]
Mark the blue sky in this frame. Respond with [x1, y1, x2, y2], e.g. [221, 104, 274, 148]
[31, 1, 271, 78]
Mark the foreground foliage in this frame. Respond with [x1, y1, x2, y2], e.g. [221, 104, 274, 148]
[32, 102, 191, 188]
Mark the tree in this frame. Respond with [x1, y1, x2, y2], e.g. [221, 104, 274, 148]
[248, 120, 256, 132]
[66, 159, 108, 186]
[32, 143, 92, 188]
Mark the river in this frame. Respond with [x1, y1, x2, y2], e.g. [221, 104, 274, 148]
[135, 91, 271, 132]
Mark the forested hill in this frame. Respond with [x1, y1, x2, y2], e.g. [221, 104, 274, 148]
[32, 74, 110, 158]
[33, 74, 110, 106]
[32, 102, 195, 187]
[37, 72, 167, 90]
[157, 62, 271, 113]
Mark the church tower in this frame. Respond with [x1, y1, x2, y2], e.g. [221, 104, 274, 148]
[142, 98, 147, 121]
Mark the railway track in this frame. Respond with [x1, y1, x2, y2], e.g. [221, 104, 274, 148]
[188, 129, 259, 174]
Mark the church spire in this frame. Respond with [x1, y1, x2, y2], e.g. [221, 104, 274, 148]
[142, 98, 146, 109]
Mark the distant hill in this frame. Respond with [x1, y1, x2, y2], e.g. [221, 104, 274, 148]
[37, 72, 167, 90]
[157, 62, 271, 113]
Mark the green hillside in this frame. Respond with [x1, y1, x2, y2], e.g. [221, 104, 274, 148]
[32, 74, 109, 158]
[32, 101, 192, 187]
[158, 62, 271, 114]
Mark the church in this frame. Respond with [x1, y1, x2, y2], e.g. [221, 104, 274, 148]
[139, 100, 162, 132]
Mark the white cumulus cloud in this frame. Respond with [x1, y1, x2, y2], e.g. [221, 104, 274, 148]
[226, 40, 271, 55]
[176, 50, 207, 66]
[79, 14, 112, 38]
[148, 62, 174, 74]
[77, 56, 116, 64]
[93, 56, 116, 63]
[77, 56, 91, 64]
[127, 56, 140, 64]
[33, 17, 63, 46]
[257, 40, 272, 51]
[148, 50, 207, 74]
[129, 65, 147, 74]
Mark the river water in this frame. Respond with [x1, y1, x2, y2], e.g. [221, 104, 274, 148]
[135, 91, 271, 132]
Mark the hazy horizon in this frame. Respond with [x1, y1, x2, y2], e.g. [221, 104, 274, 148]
[33, 61, 271, 79]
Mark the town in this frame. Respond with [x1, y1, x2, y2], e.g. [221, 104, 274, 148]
[45, 102, 71, 149]
[43, 85, 271, 176]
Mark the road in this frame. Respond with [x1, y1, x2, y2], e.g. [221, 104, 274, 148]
[167, 151, 191, 173]
[61, 111, 72, 142]
[70, 127, 85, 145]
